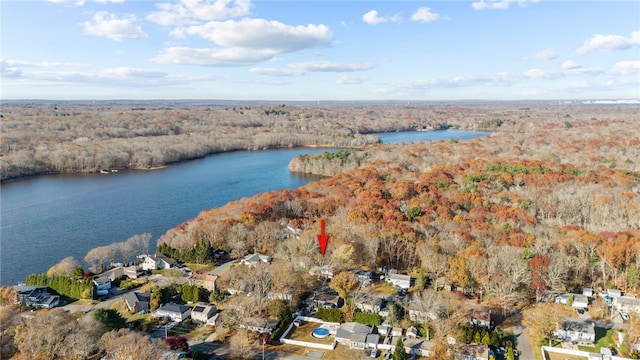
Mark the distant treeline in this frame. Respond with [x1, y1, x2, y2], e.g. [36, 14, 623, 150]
[3, 102, 627, 181]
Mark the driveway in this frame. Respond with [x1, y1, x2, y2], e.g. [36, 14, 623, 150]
[513, 325, 535, 360]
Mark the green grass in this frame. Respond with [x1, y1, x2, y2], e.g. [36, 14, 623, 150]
[577, 328, 615, 353]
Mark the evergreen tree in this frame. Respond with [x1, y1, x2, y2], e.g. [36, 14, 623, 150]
[393, 337, 408, 360]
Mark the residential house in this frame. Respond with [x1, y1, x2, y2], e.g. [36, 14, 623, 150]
[377, 325, 390, 336]
[365, 333, 380, 349]
[355, 294, 383, 313]
[101, 265, 145, 281]
[153, 303, 191, 322]
[386, 273, 411, 289]
[409, 302, 437, 323]
[240, 253, 272, 266]
[583, 288, 594, 297]
[572, 294, 589, 309]
[240, 317, 279, 333]
[407, 326, 419, 339]
[404, 338, 436, 357]
[93, 276, 111, 296]
[352, 270, 372, 285]
[190, 302, 218, 325]
[13, 285, 59, 309]
[192, 273, 218, 292]
[123, 291, 151, 314]
[555, 293, 589, 309]
[267, 292, 293, 301]
[309, 265, 334, 278]
[608, 289, 623, 297]
[468, 309, 492, 329]
[335, 322, 373, 349]
[307, 290, 343, 310]
[141, 253, 179, 271]
[614, 296, 640, 314]
[391, 327, 403, 337]
[456, 343, 490, 360]
[553, 318, 596, 345]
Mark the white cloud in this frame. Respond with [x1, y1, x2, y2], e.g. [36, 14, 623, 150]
[561, 60, 581, 70]
[251, 61, 374, 76]
[337, 75, 366, 85]
[471, 0, 539, 10]
[147, 0, 252, 26]
[153, 47, 274, 66]
[82, 11, 148, 41]
[177, 19, 332, 53]
[362, 10, 400, 25]
[526, 49, 558, 61]
[612, 60, 640, 76]
[411, 7, 440, 23]
[577, 30, 640, 55]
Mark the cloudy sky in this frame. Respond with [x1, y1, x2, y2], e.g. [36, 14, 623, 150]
[1, 0, 639, 101]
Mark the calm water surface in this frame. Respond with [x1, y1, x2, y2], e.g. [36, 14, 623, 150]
[0, 130, 487, 285]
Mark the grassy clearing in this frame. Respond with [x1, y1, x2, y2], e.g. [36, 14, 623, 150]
[184, 263, 216, 273]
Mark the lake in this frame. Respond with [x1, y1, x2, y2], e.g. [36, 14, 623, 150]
[0, 130, 488, 285]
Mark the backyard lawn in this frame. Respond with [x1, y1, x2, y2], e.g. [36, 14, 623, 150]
[577, 328, 615, 353]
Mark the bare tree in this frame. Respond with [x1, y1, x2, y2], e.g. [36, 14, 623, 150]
[46, 256, 80, 277]
[100, 328, 166, 360]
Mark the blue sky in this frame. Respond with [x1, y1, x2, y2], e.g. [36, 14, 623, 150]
[1, 0, 639, 101]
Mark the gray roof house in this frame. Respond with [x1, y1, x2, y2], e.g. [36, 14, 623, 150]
[153, 303, 192, 322]
[335, 322, 373, 348]
[240, 253, 272, 266]
[13, 285, 59, 309]
[239, 317, 279, 333]
[614, 296, 640, 314]
[404, 338, 436, 357]
[553, 318, 596, 345]
[355, 294, 384, 313]
[190, 302, 217, 325]
[123, 291, 151, 314]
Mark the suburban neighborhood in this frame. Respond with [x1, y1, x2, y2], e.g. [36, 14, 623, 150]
[5, 244, 640, 360]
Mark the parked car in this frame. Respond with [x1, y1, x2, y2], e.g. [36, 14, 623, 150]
[621, 312, 630, 321]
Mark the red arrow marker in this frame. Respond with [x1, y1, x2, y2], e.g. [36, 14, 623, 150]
[317, 219, 329, 256]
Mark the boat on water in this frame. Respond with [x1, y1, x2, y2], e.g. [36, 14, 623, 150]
[100, 170, 109, 174]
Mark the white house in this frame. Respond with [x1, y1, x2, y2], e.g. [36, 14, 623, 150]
[153, 303, 191, 322]
[142, 253, 178, 271]
[553, 318, 595, 345]
[386, 273, 411, 289]
[555, 293, 588, 309]
[404, 338, 436, 357]
[614, 296, 640, 314]
[190, 302, 217, 325]
[240, 253, 272, 266]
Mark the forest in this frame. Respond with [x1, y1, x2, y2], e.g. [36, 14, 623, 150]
[3, 101, 635, 181]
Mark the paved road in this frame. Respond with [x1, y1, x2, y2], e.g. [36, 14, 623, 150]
[513, 325, 534, 360]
